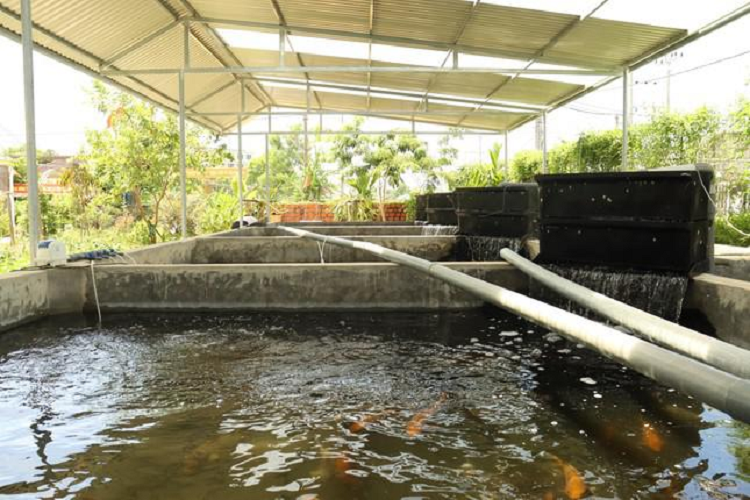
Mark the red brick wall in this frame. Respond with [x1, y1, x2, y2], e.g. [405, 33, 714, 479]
[276, 202, 407, 223]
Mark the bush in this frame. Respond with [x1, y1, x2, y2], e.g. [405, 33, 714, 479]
[509, 150, 542, 182]
[197, 191, 238, 234]
[715, 213, 750, 247]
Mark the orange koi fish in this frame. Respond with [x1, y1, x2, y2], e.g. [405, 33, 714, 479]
[642, 423, 664, 452]
[406, 393, 448, 437]
[349, 409, 395, 433]
[551, 455, 588, 500]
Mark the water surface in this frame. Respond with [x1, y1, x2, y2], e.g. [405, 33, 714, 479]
[0, 310, 747, 499]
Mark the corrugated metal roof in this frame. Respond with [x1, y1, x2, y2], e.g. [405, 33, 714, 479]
[0, 0, 692, 132]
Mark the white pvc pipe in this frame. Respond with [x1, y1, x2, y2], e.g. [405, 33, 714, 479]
[499, 248, 750, 379]
[279, 225, 750, 423]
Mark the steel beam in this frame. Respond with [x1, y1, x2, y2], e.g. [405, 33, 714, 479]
[103, 65, 614, 76]
[504, 131, 509, 177]
[265, 117, 271, 223]
[541, 111, 548, 173]
[188, 109, 525, 117]
[621, 67, 629, 170]
[101, 19, 180, 70]
[237, 83, 245, 225]
[21, 0, 38, 263]
[226, 129, 500, 136]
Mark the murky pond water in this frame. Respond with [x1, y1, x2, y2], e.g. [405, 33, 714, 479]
[0, 310, 747, 499]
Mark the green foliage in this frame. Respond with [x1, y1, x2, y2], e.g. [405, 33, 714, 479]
[330, 119, 434, 221]
[631, 107, 721, 169]
[715, 213, 750, 247]
[197, 191, 238, 234]
[443, 142, 505, 189]
[731, 97, 750, 152]
[0, 145, 56, 183]
[245, 125, 331, 206]
[444, 162, 503, 189]
[80, 81, 230, 242]
[509, 150, 542, 182]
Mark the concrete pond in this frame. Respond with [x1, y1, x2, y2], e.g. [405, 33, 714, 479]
[0, 223, 748, 499]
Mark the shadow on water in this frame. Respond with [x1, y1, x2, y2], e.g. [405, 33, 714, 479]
[0, 310, 747, 499]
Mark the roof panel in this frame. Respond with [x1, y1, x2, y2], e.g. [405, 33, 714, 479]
[0, 0, 716, 133]
[545, 17, 686, 68]
[493, 77, 583, 106]
[3, 0, 174, 61]
[190, 0, 278, 24]
[276, 0, 371, 34]
[459, 3, 578, 59]
[373, 0, 472, 44]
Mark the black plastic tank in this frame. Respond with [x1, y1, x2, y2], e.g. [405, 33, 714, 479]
[414, 194, 428, 222]
[455, 184, 539, 237]
[536, 169, 714, 273]
[425, 192, 457, 225]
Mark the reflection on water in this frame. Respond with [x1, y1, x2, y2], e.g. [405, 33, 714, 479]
[0, 311, 747, 499]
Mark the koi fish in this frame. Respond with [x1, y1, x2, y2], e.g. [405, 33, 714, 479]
[642, 423, 664, 452]
[551, 455, 588, 500]
[406, 392, 448, 437]
[349, 409, 395, 433]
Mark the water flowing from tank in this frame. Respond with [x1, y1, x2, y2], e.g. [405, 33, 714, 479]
[463, 236, 523, 261]
[530, 264, 689, 322]
[421, 225, 458, 236]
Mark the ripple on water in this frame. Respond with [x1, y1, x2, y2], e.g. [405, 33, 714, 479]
[0, 311, 746, 499]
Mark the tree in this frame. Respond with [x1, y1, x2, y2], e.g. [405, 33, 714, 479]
[0, 145, 55, 183]
[330, 119, 434, 220]
[80, 81, 230, 242]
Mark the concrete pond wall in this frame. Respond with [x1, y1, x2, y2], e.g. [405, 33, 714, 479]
[0, 225, 748, 351]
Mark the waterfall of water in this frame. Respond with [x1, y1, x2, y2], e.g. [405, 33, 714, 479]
[421, 225, 459, 236]
[461, 236, 523, 261]
[530, 264, 689, 322]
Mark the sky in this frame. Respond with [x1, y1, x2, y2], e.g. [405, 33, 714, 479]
[0, 1, 748, 168]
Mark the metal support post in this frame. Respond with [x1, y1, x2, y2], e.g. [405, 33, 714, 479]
[621, 66, 630, 170]
[265, 116, 271, 223]
[541, 111, 548, 173]
[178, 21, 189, 238]
[21, 0, 39, 263]
[504, 131, 509, 177]
[237, 84, 245, 225]
[279, 27, 285, 66]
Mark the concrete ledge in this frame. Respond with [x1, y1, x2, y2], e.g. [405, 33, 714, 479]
[127, 238, 197, 264]
[713, 256, 750, 282]
[82, 263, 527, 312]
[192, 236, 457, 264]
[213, 226, 426, 237]
[0, 271, 48, 332]
[686, 273, 750, 349]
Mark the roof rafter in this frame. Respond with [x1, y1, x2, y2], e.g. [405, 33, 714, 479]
[456, 0, 611, 127]
[152, 0, 274, 108]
